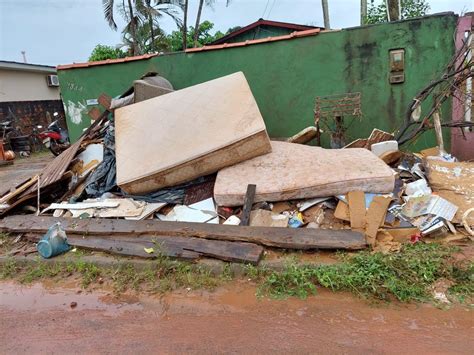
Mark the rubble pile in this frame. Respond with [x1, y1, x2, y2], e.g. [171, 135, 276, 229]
[0, 72, 472, 264]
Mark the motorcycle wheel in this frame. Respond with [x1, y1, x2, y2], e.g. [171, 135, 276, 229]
[49, 140, 62, 156]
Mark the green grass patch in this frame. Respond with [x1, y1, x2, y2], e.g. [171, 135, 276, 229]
[256, 243, 473, 302]
[1, 242, 472, 303]
[0, 254, 223, 294]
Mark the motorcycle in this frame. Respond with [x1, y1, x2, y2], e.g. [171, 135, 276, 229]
[36, 119, 70, 156]
[0, 120, 21, 150]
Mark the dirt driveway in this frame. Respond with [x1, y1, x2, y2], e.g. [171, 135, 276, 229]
[0, 280, 472, 354]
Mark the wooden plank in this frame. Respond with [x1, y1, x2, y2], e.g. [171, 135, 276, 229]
[1, 216, 367, 250]
[26, 233, 263, 264]
[347, 191, 366, 230]
[365, 196, 392, 245]
[26, 233, 199, 260]
[0, 175, 38, 204]
[240, 184, 256, 226]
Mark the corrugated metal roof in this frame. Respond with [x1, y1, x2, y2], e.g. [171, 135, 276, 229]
[186, 28, 322, 53]
[57, 53, 157, 70]
[210, 19, 322, 45]
[0, 60, 56, 73]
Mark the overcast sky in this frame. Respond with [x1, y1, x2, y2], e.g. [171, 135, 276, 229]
[0, 0, 471, 66]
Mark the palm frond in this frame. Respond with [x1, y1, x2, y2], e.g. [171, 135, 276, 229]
[160, 7, 183, 27]
[103, 0, 117, 30]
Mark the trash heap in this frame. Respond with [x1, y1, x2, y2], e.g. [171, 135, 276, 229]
[0, 72, 472, 264]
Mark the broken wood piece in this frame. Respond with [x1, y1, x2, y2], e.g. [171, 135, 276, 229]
[367, 128, 394, 147]
[240, 184, 256, 226]
[0, 175, 38, 204]
[365, 196, 392, 245]
[286, 126, 318, 144]
[98, 93, 112, 110]
[419, 147, 440, 158]
[1, 216, 367, 250]
[344, 138, 368, 149]
[379, 150, 403, 165]
[88, 107, 102, 121]
[432, 111, 445, 154]
[347, 191, 366, 230]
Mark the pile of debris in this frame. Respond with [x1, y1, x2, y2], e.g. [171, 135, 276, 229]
[0, 72, 472, 264]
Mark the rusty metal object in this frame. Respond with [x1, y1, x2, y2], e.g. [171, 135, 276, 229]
[314, 92, 362, 147]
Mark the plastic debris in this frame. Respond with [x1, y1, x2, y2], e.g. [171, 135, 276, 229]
[36, 222, 71, 259]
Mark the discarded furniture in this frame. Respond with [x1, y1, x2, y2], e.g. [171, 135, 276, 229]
[115, 72, 272, 194]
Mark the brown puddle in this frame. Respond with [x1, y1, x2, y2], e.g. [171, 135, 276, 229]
[1, 280, 472, 354]
[0, 281, 143, 315]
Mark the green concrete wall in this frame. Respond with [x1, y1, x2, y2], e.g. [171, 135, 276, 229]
[58, 14, 457, 150]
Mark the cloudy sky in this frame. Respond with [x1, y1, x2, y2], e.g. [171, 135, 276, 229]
[0, 0, 471, 66]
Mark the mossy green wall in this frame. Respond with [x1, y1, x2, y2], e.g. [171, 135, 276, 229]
[59, 14, 457, 150]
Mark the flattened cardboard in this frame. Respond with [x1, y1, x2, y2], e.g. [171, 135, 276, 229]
[425, 158, 474, 224]
[365, 196, 392, 245]
[347, 191, 366, 230]
[334, 200, 350, 221]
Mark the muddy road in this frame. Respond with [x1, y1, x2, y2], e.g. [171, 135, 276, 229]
[1, 280, 472, 354]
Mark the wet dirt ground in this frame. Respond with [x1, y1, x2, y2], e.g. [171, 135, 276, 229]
[1, 280, 472, 354]
[0, 153, 53, 196]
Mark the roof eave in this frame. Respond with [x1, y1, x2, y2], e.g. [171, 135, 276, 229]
[0, 61, 56, 74]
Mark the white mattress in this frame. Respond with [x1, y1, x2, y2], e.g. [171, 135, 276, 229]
[214, 141, 395, 206]
[115, 72, 272, 194]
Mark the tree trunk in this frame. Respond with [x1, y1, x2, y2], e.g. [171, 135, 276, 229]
[360, 0, 367, 25]
[127, 0, 139, 55]
[149, 14, 155, 52]
[386, 0, 400, 21]
[321, 0, 330, 29]
[193, 0, 205, 48]
[182, 0, 188, 50]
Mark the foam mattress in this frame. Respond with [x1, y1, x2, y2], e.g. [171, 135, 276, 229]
[214, 141, 395, 206]
[115, 72, 272, 194]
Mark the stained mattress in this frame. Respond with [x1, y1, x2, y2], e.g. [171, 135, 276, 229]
[214, 141, 395, 206]
[115, 72, 272, 194]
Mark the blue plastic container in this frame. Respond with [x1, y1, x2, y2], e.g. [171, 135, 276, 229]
[36, 223, 71, 258]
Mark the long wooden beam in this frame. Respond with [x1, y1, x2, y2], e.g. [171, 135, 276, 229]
[25, 233, 263, 264]
[0, 216, 366, 250]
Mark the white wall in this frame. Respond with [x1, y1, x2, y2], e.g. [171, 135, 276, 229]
[0, 69, 60, 102]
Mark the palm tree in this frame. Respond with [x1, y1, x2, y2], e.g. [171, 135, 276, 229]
[193, 0, 231, 48]
[182, 0, 188, 50]
[121, 20, 171, 53]
[103, 0, 182, 55]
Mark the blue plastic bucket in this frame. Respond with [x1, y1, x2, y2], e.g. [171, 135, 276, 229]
[36, 223, 71, 258]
